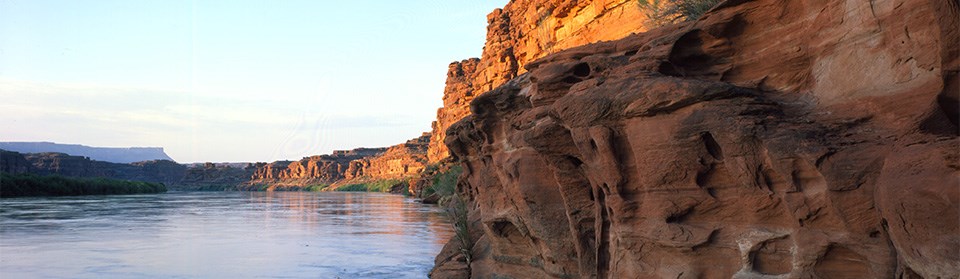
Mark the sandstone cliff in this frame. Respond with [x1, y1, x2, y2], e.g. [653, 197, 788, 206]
[248, 134, 431, 189]
[353, 133, 431, 180]
[427, 0, 651, 163]
[248, 147, 387, 188]
[433, 0, 959, 278]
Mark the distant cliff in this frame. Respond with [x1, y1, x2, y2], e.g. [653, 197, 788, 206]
[247, 133, 431, 190]
[1, 149, 185, 186]
[0, 142, 175, 163]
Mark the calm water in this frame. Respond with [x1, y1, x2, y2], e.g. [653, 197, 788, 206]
[0, 192, 453, 278]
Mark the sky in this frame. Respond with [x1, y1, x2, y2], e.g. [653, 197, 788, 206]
[0, 0, 508, 163]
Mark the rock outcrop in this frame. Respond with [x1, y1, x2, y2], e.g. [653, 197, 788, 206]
[248, 134, 431, 188]
[433, 0, 959, 278]
[427, 0, 651, 163]
[355, 133, 431, 180]
[248, 147, 387, 187]
[429, 59, 481, 163]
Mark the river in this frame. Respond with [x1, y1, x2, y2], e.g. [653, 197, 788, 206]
[0, 192, 453, 278]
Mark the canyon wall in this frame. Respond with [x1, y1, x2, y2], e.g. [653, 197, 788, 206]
[358, 133, 431, 180]
[248, 134, 431, 188]
[0, 150, 32, 174]
[248, 147, 386, 187]
[179, 162, 257, 190]
[0, 142, 174, 163]
[433, 0, 959, 278]
[1, 150, 186, 186]
[427, 0, 650, 163]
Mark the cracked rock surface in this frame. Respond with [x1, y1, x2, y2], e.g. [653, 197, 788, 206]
[432, 0, 959, 278]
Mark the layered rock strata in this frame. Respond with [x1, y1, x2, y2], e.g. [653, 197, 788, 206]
[248, 147, 387, 187]
[248, 134, 431, 188]
[355, 133, 431, 180]
[433, 0, 959, 278]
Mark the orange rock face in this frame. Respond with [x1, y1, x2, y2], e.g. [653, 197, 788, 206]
[429, 59, 480, 163]
[433, 0, 959, 278]
[249, 134, 431, 187]
[249, 148, 387, 187]
[427, 0, 650, 163]
[352, 133, 431, 180]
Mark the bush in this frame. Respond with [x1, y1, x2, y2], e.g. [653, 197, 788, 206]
[333, 179, 404, 193]
[637, 0, 722, 27]
[423, 165, 463, 203]
[304, 184, 329, 192]
[334, 183, 368, 192]
[0, 172, 167, 198]
[446, 194, 473, 266]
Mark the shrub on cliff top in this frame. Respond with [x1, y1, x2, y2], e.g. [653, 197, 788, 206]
[638, 0, 722, 27]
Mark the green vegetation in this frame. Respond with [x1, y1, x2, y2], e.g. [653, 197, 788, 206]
[303, 184, 329, 192]
[334, 179, 406, 193]
[637, 0, 722, 26]
[0, 172, 167, 198]
[446, 194, 473, 266]
[422, 165, 473, 264]
[175, 183, 239, 191]
[423, 165, 462, 203]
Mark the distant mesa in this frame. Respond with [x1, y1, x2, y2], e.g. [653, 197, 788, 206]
[0, 142, 175, 164]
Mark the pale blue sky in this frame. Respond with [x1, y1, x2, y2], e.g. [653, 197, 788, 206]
[0, 0, 507, 163]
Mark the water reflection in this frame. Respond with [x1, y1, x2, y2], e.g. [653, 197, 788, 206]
[0, 192, 452, 278]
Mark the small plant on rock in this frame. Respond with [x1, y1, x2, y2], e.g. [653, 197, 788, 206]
[637, 0, 722, 27]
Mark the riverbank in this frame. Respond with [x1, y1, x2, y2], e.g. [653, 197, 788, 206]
[0, 172, 167, 198]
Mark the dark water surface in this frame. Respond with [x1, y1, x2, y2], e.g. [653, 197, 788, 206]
[0, 192, 453, 278]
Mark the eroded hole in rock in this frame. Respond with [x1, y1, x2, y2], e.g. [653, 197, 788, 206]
[562, 76, 582, 84]
[659, 30, 732, 78]
[938, 71, 959, 127]
[922, 74, 960, 135]
[596, 190, 611, 278]
[589, 139, 598, 151]
[490, 221, 523, 242]
[565, 155, 583, 168]
[701, 132, 724, 160]
[572, 62, 591, 77]
[750, 236, 794, 275]
[624, 50, 638, 56]
[814, 245, 869, 278]
[665, 208, 692, 224]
